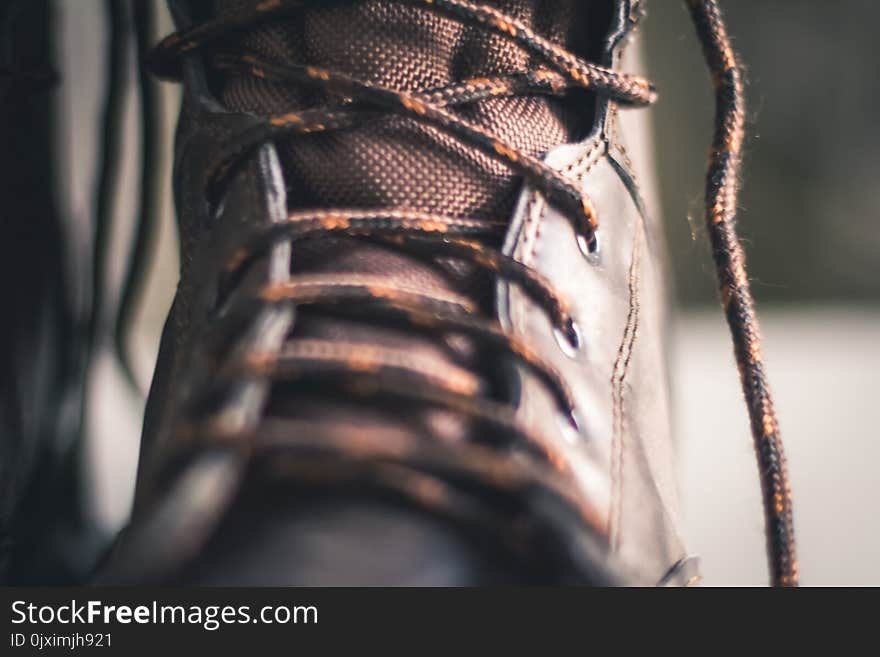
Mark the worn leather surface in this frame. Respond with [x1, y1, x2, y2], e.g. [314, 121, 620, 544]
[498, 2, 688, 582]
[102, 0, 691, 585]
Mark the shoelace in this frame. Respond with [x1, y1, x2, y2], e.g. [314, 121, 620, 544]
[141, 0, 797, 586]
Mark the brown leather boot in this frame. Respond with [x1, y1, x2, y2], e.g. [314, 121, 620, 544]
[98, 0, 797, 586]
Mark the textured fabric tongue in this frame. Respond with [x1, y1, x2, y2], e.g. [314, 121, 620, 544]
[209, 0, 603, 424]
[214, 0, 595, 221]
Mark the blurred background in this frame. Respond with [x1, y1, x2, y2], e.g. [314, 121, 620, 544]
[39, 1, 880, 584]
[644, 3, 880, 585]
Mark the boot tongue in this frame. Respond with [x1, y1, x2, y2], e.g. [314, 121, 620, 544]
[213, 0, 592, 224]
[209, 0, 597, 427]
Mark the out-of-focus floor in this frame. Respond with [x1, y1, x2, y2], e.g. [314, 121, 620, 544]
[673, 307, 879, 586]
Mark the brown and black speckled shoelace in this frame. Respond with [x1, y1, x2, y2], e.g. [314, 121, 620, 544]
[140, 0, 797, 586]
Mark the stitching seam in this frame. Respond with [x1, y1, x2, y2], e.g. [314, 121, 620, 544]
[609, 219, 643, 549]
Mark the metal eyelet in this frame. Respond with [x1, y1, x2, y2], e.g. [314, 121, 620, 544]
[558, 408, 584, 445]
[553, 319, 582, 359]
[577, 231, 600, 261]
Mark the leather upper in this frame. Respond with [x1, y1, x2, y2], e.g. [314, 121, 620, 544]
[498, 2, 688, 582]
[108, 0, 692, 585]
